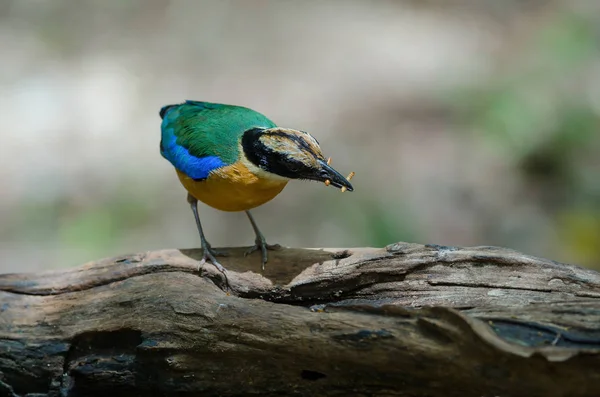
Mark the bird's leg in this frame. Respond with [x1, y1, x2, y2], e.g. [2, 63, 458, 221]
[244, 210, 281, 271]
[187, 193, 227, 274]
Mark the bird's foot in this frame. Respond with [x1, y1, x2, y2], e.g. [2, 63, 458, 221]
[198, 244, 228, 275]
[198, 249, 231, 292]
[245, 238, 281, 271]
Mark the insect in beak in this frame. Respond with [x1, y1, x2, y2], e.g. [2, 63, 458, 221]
[340, 172, 355, 193]
[322, 157, 354, 192]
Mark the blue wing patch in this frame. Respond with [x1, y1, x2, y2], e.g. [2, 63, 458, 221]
[160, 126, 225, 180]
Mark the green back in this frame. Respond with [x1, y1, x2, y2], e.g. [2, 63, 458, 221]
[161, 101, 277, 165]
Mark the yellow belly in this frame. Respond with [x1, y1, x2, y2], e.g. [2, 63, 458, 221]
[176, 162, 288, 212]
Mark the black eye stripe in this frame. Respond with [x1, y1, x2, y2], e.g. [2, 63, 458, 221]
[242, 128, 316, 179]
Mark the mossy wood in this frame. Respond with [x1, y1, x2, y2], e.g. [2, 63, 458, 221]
[1, 242, 599, 397]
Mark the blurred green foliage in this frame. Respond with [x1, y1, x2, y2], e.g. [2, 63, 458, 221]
[452, 10, 600, 268]
[363, 200, 421, 248]
[3, 2, 599, 272]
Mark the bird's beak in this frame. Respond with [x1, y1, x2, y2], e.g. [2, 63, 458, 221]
[314, 160, 354, 192]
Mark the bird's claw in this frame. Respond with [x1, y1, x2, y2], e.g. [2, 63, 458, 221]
[245, 239, 281, 271]
[198, 246, 227, 275]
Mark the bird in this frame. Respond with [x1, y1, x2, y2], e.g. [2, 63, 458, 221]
[159, 100, 354, 273]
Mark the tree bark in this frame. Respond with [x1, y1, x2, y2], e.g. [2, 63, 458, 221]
[1, 242, 599, 397]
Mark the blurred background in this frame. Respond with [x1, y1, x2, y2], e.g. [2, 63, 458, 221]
[1, 0, 599, 273]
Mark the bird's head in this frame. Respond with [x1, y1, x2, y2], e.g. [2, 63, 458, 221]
[241, 127, 354, 192]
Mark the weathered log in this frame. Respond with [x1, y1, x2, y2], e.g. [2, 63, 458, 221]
[1, 242, 599, 397]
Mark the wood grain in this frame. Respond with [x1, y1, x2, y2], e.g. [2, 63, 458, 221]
[1, 242, 599, 396]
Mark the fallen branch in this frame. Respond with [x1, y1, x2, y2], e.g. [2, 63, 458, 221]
[1, 242, 599, 396]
